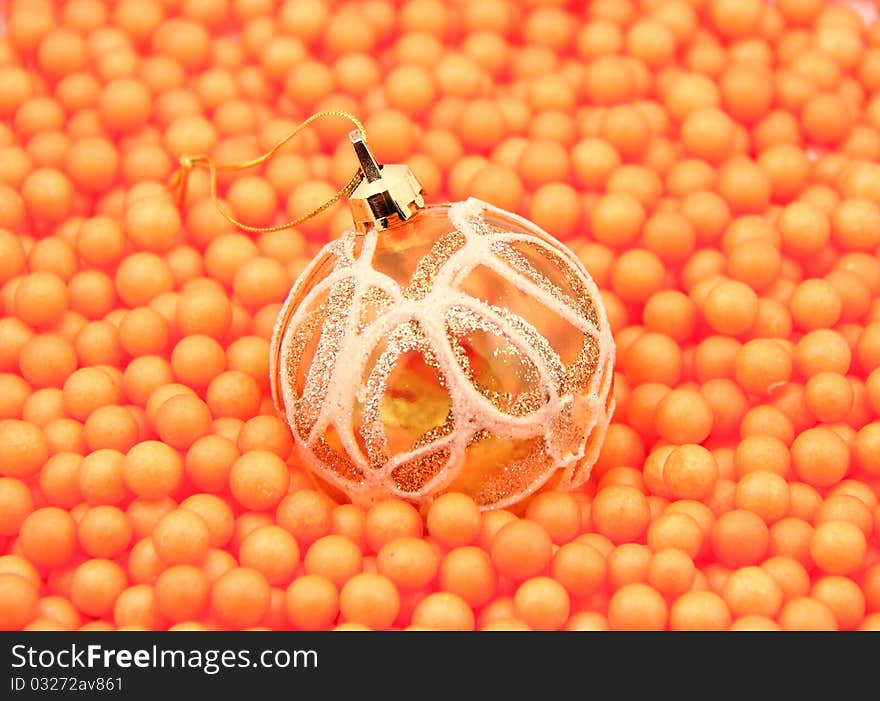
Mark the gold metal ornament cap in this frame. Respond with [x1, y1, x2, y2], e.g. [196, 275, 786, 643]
[347, 130, 425, 232]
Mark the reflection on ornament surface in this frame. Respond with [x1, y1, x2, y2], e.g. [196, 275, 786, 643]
[271, 198, 615, 509]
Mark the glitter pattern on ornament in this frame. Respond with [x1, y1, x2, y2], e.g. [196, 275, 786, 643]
[3, 0, 880, 632]
[271, 197, 614, 508]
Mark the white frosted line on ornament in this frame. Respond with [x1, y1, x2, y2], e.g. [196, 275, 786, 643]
[475, 252, 599, 337]
[416, 311, 561, 433]
[440, 288, 565, 390]
[340, 291, 565, 437]
[374, 311, 576, 485]
[478, 199, 590, 279]
[453, 196, 614, 346]
[284, 254, 405, 330]
[445, 198, 479, 245]
[277, 282, 371, 480]
[848, 0, 877, 24]
[448, 295, 564, 402]
[486, 231, 605, 331]
[561, 356, 616, 487]
[312, 231, 382, 462]
[483, 229, 616, 401]
[289, 235, 410, 450]
[322, 264, 571, 479]
[448, 197, 486, 236]
[430, 226, 492, 288]
[433, 227, 601, 347]
[457, 199, 616, 499]
[446, 199, 605, 341]
[269, 237, 344, 409]
[351, 306, 562, 470]
[379, 429, 464, 481]
[299, 279, 355, 431]
[277, 197, 616, 503]
[303, 229, 398, 465]
[475, 199, 615, 349]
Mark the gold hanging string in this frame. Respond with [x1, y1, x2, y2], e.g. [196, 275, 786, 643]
[168, 110, 367, 233]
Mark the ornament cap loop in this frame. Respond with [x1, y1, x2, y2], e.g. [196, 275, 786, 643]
[348, 130, 425, 233]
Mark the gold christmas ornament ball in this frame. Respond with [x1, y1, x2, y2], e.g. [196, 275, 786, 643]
[271, 197, 615, 509]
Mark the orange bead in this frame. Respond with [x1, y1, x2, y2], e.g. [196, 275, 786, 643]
[703, 280, 759, 336]
[803, 93, 854, 146]
[154, 394, 212, 450]
[211, 567, 271, 629]
[123, 441, 183, 500]
[608, 582, 668, 631]
[0, 572, 39, 631]
[233, 257, 289, 312]
[590, 193, 645, 248]
[152, 509, 211, 566]
[375, 536, 435, 591]
[70, 559, 128, 618]
[592, 486, 651, 544]
[77, 448, 128, 505]
[643, 290, 697, 341]
[276, 490, 333, 548]
[647, 512, 704, 559]
[734, 339, 792, 396]
[115, 253, 174, 308]
[184, 435, 239, 494]
[179, 494, 234, 550]
[339, 573, 400, 630]
[175, 287, 232, 341]
[524, 491, 581, 545]
[654, 391, 714, 445]
[0, 477, 33, 537]
[647, 548, 696, 598]
[98, 77, 151, 133]
[301, 535, 363, 592]
[669, 590, 732, 631]
[206, 371, 261, 420]
[791, 427, 850, 488]
[239, 525, 300, 586]
[126, 497, 174, 542]
[155, 564, 209, 623]
[791, 278, 843, 331]
[710, 510, 769, 567]
[607, 543, 652, 589]
[513, 577, 570, 631]
[611, 249, 666, 304]
[0, 419, 48, 480]
[21, 168, 74, 225]
[681, 108, 735, 162]
[77, 505, 132, 559]
[236, 415, 292, 460]
[722, 566, 783, 619]
[285, 574, 339, 631]
[426, 492, 481, 548]
[734, 470, 790, 524]
[229, 450, 289, 512]
[811, 575, 865, 631]
[490, 519, 553, 581]
[113, 584, 161, 630]
[426, 544, 492, 609]
[551, 542, 606, 598]
[810, 520, 866, 576]
[662, 444, 718, 500]
[411, 591, 475, 631]
[363, 499, 423, 553]
[779, 597, 838, 631]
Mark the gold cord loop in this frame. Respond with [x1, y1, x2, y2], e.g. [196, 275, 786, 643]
[169, 110, 367, 233]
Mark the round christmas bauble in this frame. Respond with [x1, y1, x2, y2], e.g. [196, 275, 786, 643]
[271, 197, 615, 509]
